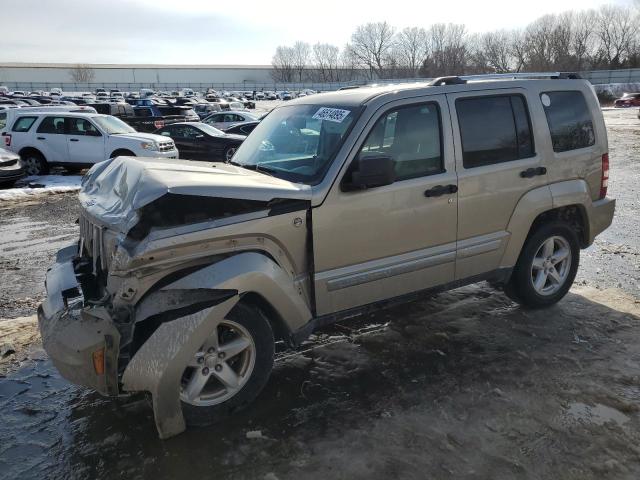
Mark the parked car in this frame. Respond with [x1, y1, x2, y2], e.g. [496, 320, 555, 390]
[96, 92, 109, 101]
[265, 91, 278, 100]
[50, 88, 63, 96]
[0, 86, 9, 96]
[11, 91, 27, 97]
[202, 111, 258, 130]
[194, 103, 222, 119]
[0, 146, 24, 187]
[154, 122, 244, 161]
[86, 102, 135, 119]
[129, 104, 199, 132]
[4, 112, 177, 175]
[37, 74, 616, 440]
[222, 120, 259, 136]
[0, 105, 99, 137]
[614, 92, 640, 107]
[280, 91, 293, 100]
[205, 97, 231, 111]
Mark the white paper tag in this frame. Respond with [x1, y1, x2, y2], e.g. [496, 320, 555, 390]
[312, 107, 351, 123]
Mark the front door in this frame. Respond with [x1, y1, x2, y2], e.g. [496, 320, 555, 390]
[312, 95, 458, 315]
[446, 89, 548, 280]
[66, 117, 105, 164]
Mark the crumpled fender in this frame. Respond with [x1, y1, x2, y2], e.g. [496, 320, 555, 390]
[121, 252, 312, 439]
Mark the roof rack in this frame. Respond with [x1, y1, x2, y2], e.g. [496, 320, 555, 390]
[428, 72, 582, 86]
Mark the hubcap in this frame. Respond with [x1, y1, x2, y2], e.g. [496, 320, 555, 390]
[530, 236, 571, 296]
[21, 156, 41, 176]
[180, 319, 255, 407]
[225, 147, 237, 161]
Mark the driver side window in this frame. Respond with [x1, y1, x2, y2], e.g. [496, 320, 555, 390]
[358, 103, 443, 181]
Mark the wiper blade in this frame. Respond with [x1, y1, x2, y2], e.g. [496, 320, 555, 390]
[227, 161, 277, 177]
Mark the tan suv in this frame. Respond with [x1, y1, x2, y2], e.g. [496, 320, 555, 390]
[38, 73, 615, 438]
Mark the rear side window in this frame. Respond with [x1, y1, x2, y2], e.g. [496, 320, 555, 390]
[456, 95, 534, 168]
[12, 116, 38, 132]
[358, 102, 443, 181]
[37, 117, 66, 134]
[541, 91, 595, 152]
[0, 112, 6, 129]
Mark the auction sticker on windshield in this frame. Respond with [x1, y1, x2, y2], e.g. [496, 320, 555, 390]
[312, 107, 351, 123]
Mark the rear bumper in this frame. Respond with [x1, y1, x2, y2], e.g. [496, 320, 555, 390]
[587, 197, 616, 244]
[38, 244, 120, 396]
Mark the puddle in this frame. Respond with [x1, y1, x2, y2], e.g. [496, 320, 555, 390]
[565, 402, 630, 426]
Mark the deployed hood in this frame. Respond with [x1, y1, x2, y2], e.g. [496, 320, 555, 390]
[80, 156, 312, 234]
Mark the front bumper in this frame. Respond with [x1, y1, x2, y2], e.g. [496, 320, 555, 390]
[0, 165, 24, 184]
[38, 244, 120, 396]
[139, 149, 179, 159]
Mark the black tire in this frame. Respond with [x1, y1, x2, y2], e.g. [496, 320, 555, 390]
[182, 302, 274, 427]
[223, 145, 238, 162]
[505, 222, 579, 308]
[110, 149, 135, 159]
[0, 180, 17, 189]
[20, 151, 49, 176]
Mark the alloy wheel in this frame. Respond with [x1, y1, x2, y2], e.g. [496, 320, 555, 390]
[530, 236, 572, 296]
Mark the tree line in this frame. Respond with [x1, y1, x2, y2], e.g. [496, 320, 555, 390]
[271, 4, 640, 82]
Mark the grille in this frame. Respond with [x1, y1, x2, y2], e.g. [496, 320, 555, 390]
[158, 142, 175, 152]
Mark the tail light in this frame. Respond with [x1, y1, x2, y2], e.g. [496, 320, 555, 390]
[600, 153, 609, 199]
[3, 134, 10, 147]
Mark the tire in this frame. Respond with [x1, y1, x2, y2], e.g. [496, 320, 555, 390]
[0, 180, 17, 189]
[20, 151, 49, 176]
[505, 222, 579, 308]
[224, 145, 238, 162]
[181, 302, 274, 427]
[110, 149, 135, 159]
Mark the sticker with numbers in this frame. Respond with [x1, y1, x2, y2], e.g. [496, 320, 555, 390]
[312, 107, 351, 123]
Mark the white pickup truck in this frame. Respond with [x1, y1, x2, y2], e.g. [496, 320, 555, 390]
[3, 112, 178, 175]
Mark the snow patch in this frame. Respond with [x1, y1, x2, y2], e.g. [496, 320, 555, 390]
[0, 175, 82, 201]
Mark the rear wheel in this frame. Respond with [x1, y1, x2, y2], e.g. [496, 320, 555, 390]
[181, 303, 274, 426]
[505, 222, 579, 308]
[20, 151, 49, 176]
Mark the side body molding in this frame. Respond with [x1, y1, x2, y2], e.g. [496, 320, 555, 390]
[121, 252, 312, 439]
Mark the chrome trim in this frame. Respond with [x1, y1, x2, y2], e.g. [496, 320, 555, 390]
[456, 231, 510, 259]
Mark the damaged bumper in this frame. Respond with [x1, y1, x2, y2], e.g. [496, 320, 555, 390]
[38, 244, 120, 396]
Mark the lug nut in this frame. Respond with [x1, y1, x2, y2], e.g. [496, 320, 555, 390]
[215, 364, 223, 372]
[197, 357, 204, 364]
[202, 367, 209, 375]
[207, 347, 215, 354]
[218, 352, 226, 359]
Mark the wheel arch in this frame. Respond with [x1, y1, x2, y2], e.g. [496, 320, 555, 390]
[110, 148, 135, 158]
[19, 146, 47, 162]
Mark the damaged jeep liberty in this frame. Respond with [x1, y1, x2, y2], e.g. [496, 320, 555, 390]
[39, 73, 615, 438]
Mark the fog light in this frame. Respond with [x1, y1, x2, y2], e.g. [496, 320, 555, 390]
[92, 348, 105, 375]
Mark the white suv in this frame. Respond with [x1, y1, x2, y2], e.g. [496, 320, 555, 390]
[4, 112, 178, 175]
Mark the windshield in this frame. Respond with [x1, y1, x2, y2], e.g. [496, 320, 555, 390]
[92, 115, 136, 134]
[195, 123, 225, 136]
[230, 104, 360, 184]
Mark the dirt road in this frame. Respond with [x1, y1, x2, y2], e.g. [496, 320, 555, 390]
[0, 108, 638, 479]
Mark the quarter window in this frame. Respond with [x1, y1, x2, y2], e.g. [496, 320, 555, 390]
[541, 91, 595, 152]
[358, 103, 443, 180]
[456, 95, 534, 168]
[37, 117, 66, 134]
[12, 116, 38, 132]
[0, 112, 6, 130]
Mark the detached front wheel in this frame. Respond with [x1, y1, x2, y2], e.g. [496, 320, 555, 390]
[180, 303, 274, 426]
[505, 222, 579, 308]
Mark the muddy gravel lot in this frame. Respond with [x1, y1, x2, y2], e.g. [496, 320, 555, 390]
[0, 108, 639, 479]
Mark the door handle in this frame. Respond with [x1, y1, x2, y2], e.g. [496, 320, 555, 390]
[520, 167, 547, 178]
[37, 137, 45, 140]
[69, 138, 79, 142]
[424, 184, 458, 197]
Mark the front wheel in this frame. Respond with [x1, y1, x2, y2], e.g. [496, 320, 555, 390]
[224, 145, 237, 162]
[505, 222, 579, 308]
[21, 152, 49, 176]
[180, 303, 274, 426]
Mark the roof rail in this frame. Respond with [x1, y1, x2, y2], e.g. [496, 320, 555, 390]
[459, 72, 582, 82]
[428, 76, 467, 86]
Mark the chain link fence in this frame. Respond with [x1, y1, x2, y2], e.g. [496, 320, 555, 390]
[3, 69, 640, 93]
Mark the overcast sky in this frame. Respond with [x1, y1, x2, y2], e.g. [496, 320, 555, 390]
[2, 0, 635, 65]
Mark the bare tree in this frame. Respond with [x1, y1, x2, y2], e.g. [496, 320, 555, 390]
[69, 64, 95, 83]
[594, 5, 637, 68]
[271, 46, 296, 82]
[572, 10, 597, 70]
[393, 27, 428, 77]
[348, 22, 396, 78]
[479, 30, 514, 73]
[312, 43, 340, 82]
[291, 41, 310, 82]
[421, 24, 468, 77]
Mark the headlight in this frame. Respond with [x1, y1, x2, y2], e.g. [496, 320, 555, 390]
[141, 141, 158, 151]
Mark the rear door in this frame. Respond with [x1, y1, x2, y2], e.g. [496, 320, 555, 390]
[313, 95, 458, 315]
[447, 89, 545, 280]
[34, 116, 69, 163]
[66, 117, 105, 164]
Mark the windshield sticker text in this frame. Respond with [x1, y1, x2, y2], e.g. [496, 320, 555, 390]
[312, 107, 350, 123]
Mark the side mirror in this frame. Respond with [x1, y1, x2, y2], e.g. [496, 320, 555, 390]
[343, 155, 396, 191]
